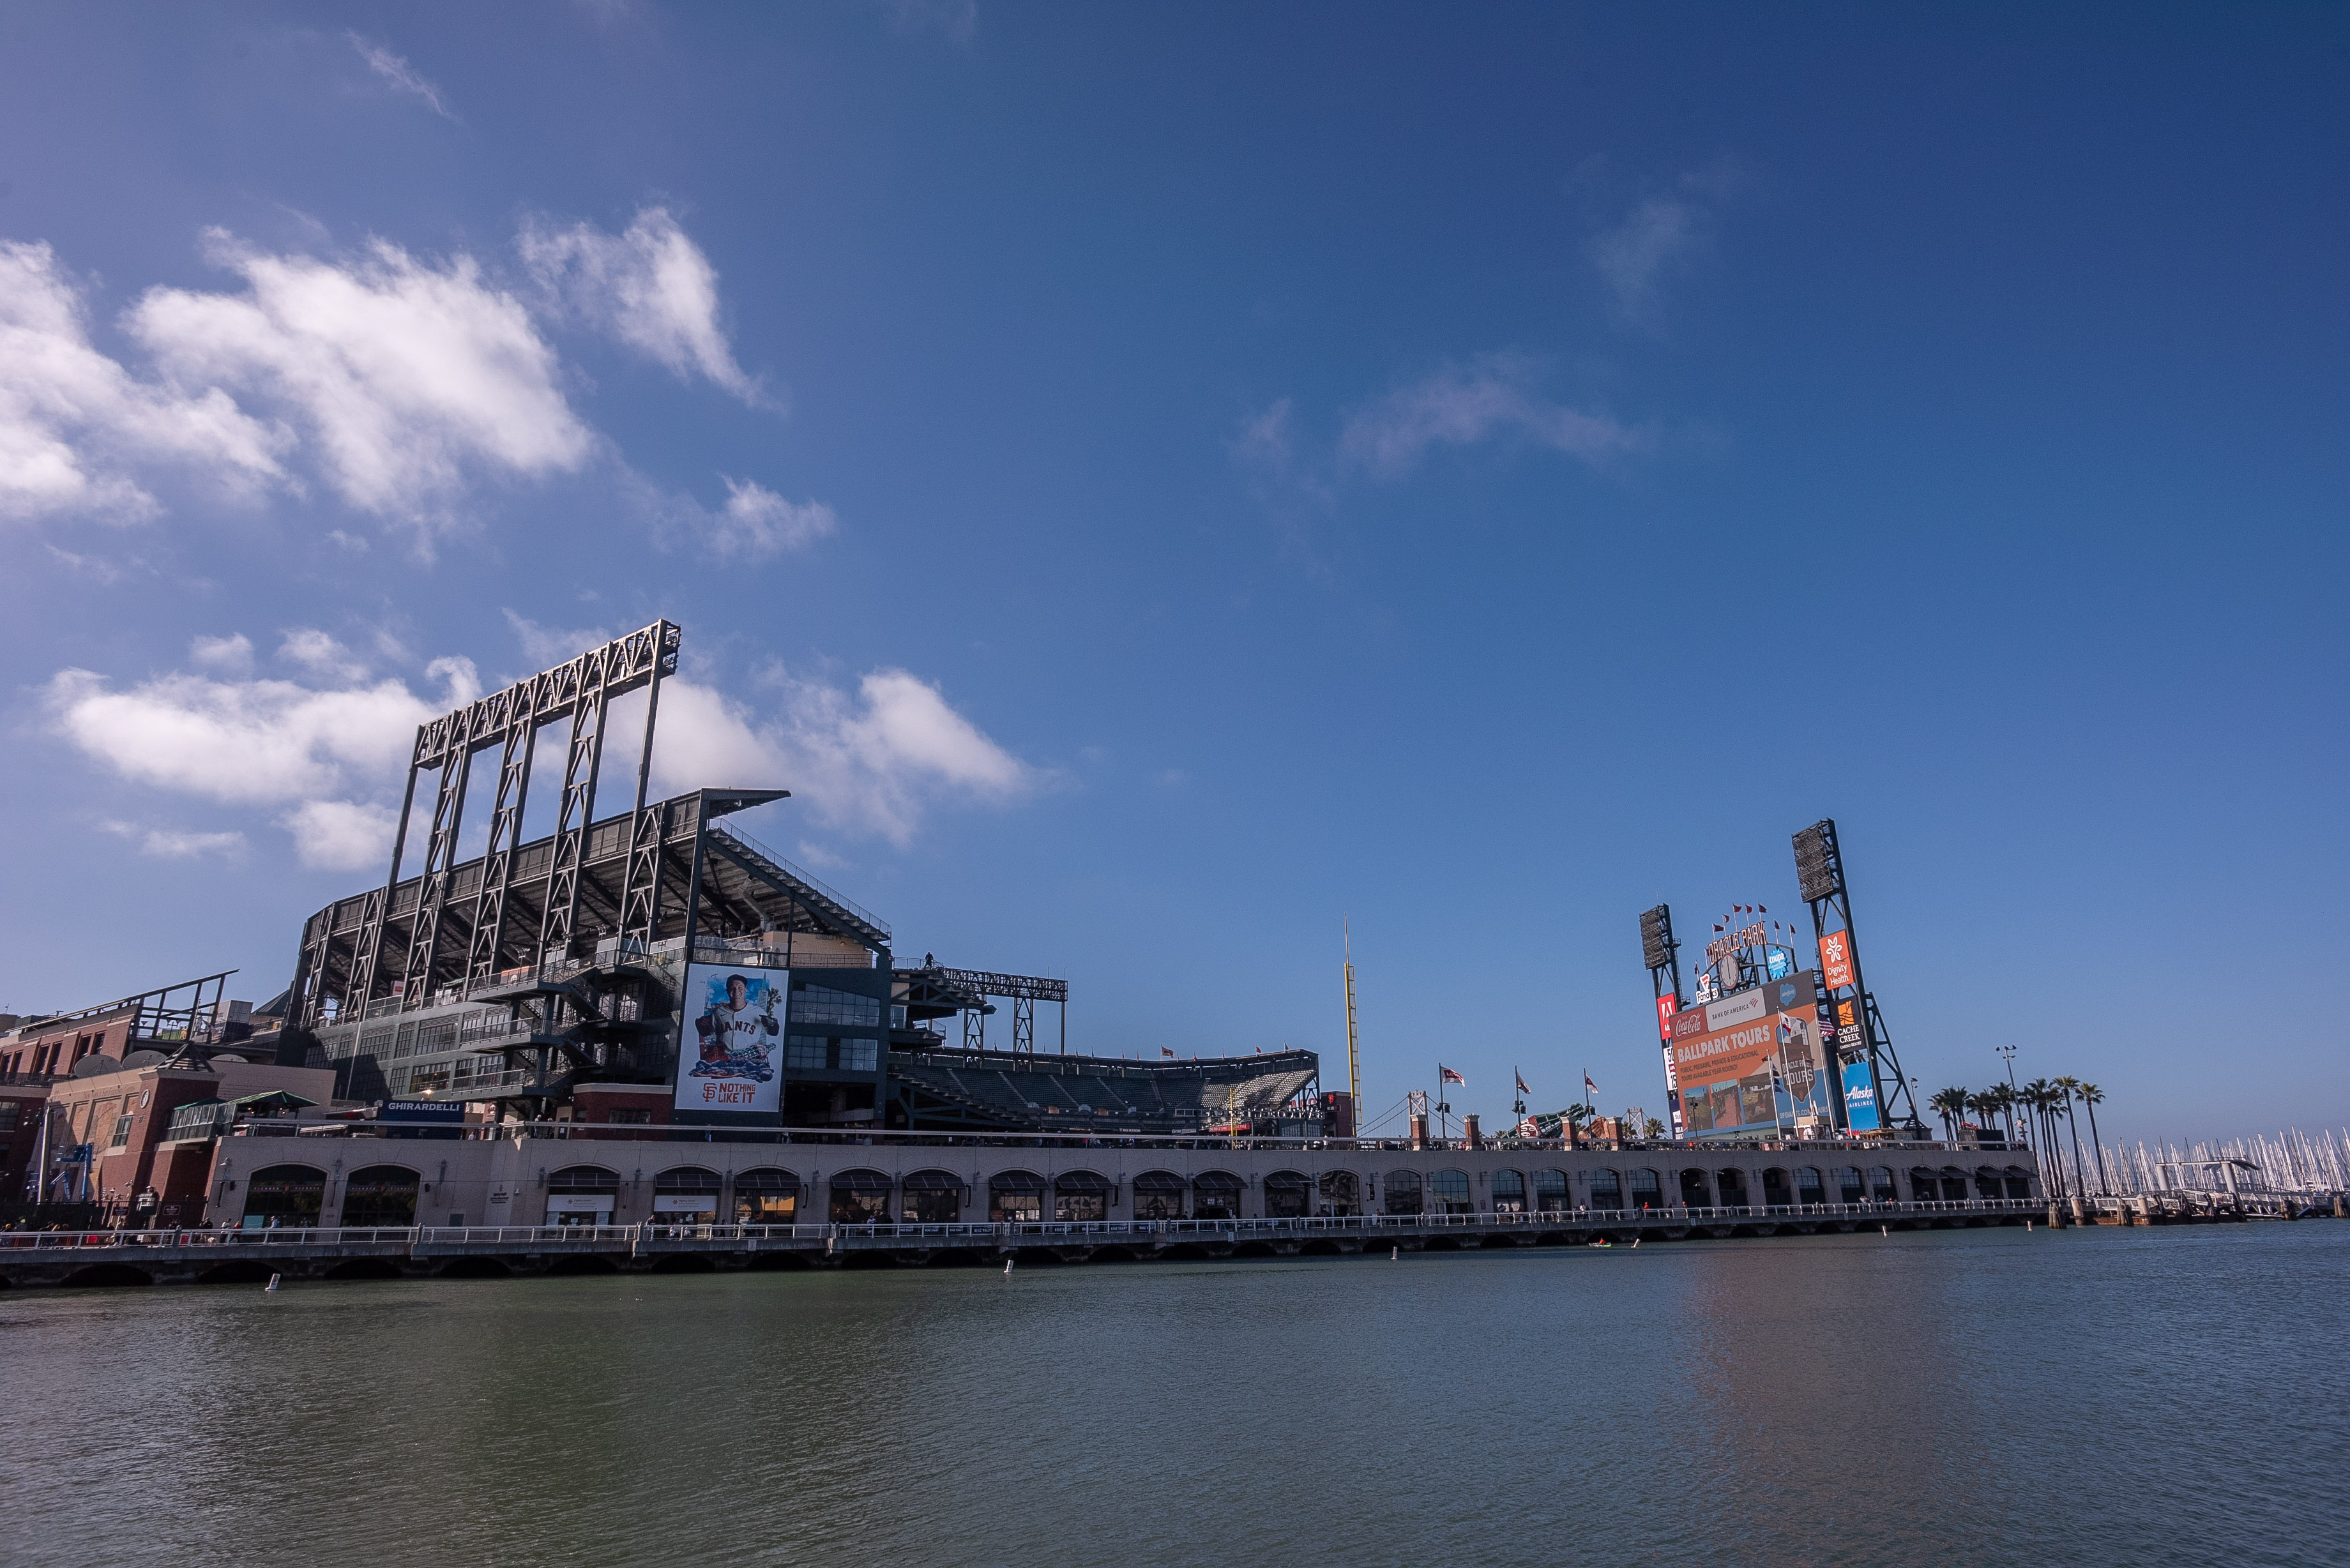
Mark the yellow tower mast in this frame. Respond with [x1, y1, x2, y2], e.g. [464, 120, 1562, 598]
[1343, 919, 1361, 1142]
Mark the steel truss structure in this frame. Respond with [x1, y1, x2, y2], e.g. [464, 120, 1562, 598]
[291, 621, 908, 1032]
[908, 966, 1069, 1055]
[1639, 904, 1687, 1136]
[1792, 817, 1922, 1135]
[314, 622, 681, 1026]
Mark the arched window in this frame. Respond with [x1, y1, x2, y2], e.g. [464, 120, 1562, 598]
[1796, 1167, 1824, 1207]
[242, 1165, 326, 1227]
[2003, 1167, 2033, 1200]
[1384, 1170, 1423, 1216]
[1262, 1170, 1311, 1219]
[989, 1170, 1045, 1223]
[1679, 1168, 1712, 1207]
[1940, 1168, 1970, 1203]
[1534, 1170, 1570, 1213]
[1429, 1170, 1473, 1214]
[831, 1168, 892, 1225]
[1975, 1167, 2005, 1201]
[547, 1165, 619, 1226]
[901, 1169, 963, 1224]
[1317, 1170, 1361, 1216]
[1869, 1166, 1896, 1203]
[655, 1166, 722, 1221]
[734, 1168, 799, 1225]
[1490, 1169, 1526, 1214]
[1909, 1167, 1941, 1203]
[1715, 1168, 1750, 1207]
[1834, 1166, 1865, 1204]
[1132, 1170, 1186, 1220]
[1054, 1170, 1110, 1223]
[339, 1165, 418, 1227]
[1629, 1168, 1662, 1210]
[1761, 1168, 1793, 1206]
[1589, 1169, 1623, 1210]
[1192, 1170, 1243, 1220]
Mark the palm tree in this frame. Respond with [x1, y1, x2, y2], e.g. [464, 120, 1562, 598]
[1992, 1083, 2020, 1145]
[1929, 1087, 1966, 1142]
[2053, 1075, 2089, 1198]
[2022, 1080, 2064, 1196]
[2077, 1083, 2110, 1194]
[1965, 1089, 1997, 1142]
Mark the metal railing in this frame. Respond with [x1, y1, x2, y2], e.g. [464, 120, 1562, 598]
[0, 1198, 2048, 1253]
[1, 1226, 419, 1251]
[708, 822, 891, 939]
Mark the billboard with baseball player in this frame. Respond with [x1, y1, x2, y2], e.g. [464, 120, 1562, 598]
[674, 963, 785, 1114]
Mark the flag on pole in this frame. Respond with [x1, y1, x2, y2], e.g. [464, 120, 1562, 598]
[1160, 1047, 1175, 1057]
[1584, 1073, 1599, 1099]
[1515, 1070, 1531, 1095]
[1439, 1065, 1465, 1085]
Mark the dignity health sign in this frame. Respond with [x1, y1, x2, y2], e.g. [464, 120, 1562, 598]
[674, 963, 785, 1113]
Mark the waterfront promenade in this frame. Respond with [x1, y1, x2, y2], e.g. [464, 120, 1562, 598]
[0, 1193, 2231, 1286]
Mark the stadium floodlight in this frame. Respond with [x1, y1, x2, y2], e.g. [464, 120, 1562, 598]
[1639, 905, 1676, 972]
[1793, 820, 1844, 903]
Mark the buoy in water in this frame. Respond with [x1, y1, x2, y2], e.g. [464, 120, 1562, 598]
[266, 1274, 281, 1292]
[1879, 1225, 1888, 1237]
[1390, 1246, 1399, 1261]
[1004, 1259, 1014, 1274]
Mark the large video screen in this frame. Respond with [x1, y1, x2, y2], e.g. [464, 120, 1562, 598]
[1666, 973, 1833, 1136]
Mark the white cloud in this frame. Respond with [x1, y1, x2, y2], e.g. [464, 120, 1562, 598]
[284, 799, 399, 871]
[47, 634, 1024, 862]
[622, 468, 835, 562]
[126, 230, 595, 539]
[520, 207, 765, 403]
[349, 34, 459, 122]
[503, 610, 614, 669]
[1588, 194, 1701, 321]
[651, 670, 1036, 846]
[1584, 163, 1736, 323]
[276, 628, 369, 683]
[189, 632, 254, 675]
[1338, 355, 1645, 478]
[0, 239, 290, 524]
[43, 663, 457, 807]
[709, 478, 836, 560]
[100, 820, 247, 860]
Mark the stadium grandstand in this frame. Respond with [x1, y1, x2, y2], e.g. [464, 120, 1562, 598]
[284, 621, 1337, 1140]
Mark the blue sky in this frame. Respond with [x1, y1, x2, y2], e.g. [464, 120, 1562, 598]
[3, 3, 2344, 1143]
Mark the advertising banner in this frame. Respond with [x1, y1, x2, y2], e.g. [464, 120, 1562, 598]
[675, 963, 785, 1114]
[1841, 1060, 1881, 1132]
[1818, 929, 1854, 991]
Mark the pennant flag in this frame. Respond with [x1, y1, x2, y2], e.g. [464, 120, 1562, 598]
[1439, 1064, 1465, 1085]
[1584, 1073, 1599, 1097]
[1515, 1071, 1531, 1094]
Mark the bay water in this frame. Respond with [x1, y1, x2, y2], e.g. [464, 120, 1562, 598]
[6, 1221, 2344, 1566]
